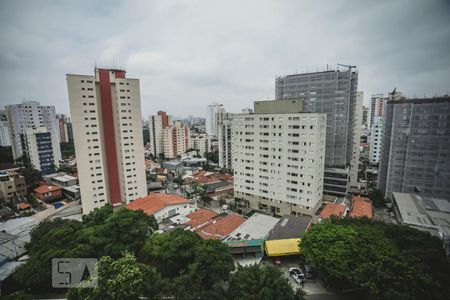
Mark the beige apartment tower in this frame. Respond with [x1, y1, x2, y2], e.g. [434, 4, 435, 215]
[233, 100, 326, 216]
[67, 68, 147, 214]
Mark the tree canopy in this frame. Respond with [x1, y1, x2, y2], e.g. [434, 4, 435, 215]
[300, 218, 450, 300]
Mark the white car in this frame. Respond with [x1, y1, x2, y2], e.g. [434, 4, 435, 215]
[289, 267, 305, 284]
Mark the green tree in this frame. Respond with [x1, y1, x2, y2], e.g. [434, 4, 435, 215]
[228, 264, 300, 300]
[68, 253, 159, 300]
[13, 219, 92, 292]
[18, 165, 42, 193]
[82, 204, 113, 226]
[204, 151, 219, 164]
[57, 164, 73, 174]
[87, 208, 158, 258]
[368, 189, 386, 208]
[143, 229, 202, 277]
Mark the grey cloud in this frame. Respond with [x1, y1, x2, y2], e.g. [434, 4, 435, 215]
[0, 0, 449, 117]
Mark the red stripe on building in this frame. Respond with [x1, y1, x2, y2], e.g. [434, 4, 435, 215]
[98, 69, 121, 206]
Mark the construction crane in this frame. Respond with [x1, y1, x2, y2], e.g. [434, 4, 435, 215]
[337, 63, 356, 69]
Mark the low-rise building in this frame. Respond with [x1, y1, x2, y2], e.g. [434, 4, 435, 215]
[392, 192, 450, 255]
[195, 214, 246, 240]
[126, 194, 195, 223]
[51, 175, 78, 187]
[349, 196, 373, 219]
[33, 184, 62, 202]
[0, 170, 27, 204]
[318, 202, 348, 220]
[184, 208, 218, 230]
[264, 215, 311, 257]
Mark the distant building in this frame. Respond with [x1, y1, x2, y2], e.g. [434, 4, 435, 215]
[126, 194, 195, 223]
[163, 121, 190, 158]
[25, 127, 60, 174]
[233, 100, 326, 216]
[378, 96, 450, 200]
[149, 111, 172, 157]
[0, 110, 11, 147]
[5, 101, 61, 161]
[218, 118, 233, 169]
[67, 68, 147, 213]
[369, 116, 383, 165]
[369, 94, 387, 129]
[0, 170, 27, 204]
[276, 67, 360, 196]
[189, 133, 210, 157]
[56, 114, 71, 143]
[206, 102, 225, 137]
[361, 106, 368, 128]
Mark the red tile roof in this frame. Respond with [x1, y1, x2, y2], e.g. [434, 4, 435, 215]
[126, 193, 190, 215]
[319, 203, 346, 219]
[18, 202, 30, 210]
[350, 196, 373, 219]
[185, 209, 218, 229]
[33, 184, 62, 194]
[197, 214, 246, 240]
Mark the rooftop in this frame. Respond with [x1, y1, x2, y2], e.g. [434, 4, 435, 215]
[33, 184, 62, 194]
[197, 214, 246, 240]
[267, 215, 311, 241]
[185, 208, 218, 229]
[53, 175, 77, 182]
[225, 213, 279, 242]
[349, 196, 373, 219]
[319, 203, 347, 219]
[126, 194, 190, 215]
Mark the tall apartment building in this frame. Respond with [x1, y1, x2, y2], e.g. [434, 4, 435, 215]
[369, 94, 387, 129]
[218, 118, 233, 169]
[56, 114, 71, 143]
[67, 68, 147, 214]
[0, 110, 11, 147]
[233, 99, 326, 216]
[162, 121, 190, 158]
[378, 96, 450, 200]
[25, 127, 60, 174]
[362, 106, 368, 128]
[148, 111, 172, 157]
[369, 116, 383, 165]
[275, 67, 359, 196]
[349, 91, 363, 187]
[5, 101, 61, 161]
[189, 133, 210, 157]
[206, 102, 226, 137]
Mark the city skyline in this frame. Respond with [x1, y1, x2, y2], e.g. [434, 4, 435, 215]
[1, 0, 450, 116]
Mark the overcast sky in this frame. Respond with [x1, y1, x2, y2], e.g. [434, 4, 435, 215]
[0, 0, 449, 117]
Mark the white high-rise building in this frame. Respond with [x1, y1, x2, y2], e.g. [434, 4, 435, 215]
[5, 101, 61, 161]
[369, 116, 383, 165]
[148, 111, 173, 157]
[0, 110, 11, 147]
[67, 68, 147, 214]
[233, 100, 326, 216]
[369, 94, 387, 129]
[218, 118, 233, 169]
[189, 134, 210, 157]
[206, 102, 225, 137]
[163, 121, 190, 158]
[25, 127, 60, 174]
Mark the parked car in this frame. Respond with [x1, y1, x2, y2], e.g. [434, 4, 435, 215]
[301, 264, 313, 278]
[289, 267, 305, 284]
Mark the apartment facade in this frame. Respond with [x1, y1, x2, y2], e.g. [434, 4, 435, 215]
[206, 102, 226, 137]
[369, 116, 383, 165]
[378, 97, 450, 200]
[162, 121, 190, 158]
[275, 68, 359, 196]
[56, 114, 70, 143]
[233, 100, 326, 216]
[25, 127, 60, 174]
[189, 133, 210, 157]
[0, 170, 27, 204]
[0, 110, 11, 147]
[67, 68, 147, 213]
[5, 101, 61, 161]
[148, 111, 172, 157]
[218, 118, 233, 169]
[369, 94, 387, 129]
